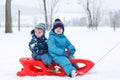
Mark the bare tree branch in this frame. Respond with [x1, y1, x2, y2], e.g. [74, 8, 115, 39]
[79, 0, 102, 29]
[49, 0, 59, 29]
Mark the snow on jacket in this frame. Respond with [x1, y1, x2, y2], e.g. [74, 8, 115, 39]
[48, 30, 76, 57]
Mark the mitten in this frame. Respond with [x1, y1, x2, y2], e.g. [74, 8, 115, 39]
[70, 50, 75, 56]
[33, 47, 39, 53]
[68, 55, 75, 60]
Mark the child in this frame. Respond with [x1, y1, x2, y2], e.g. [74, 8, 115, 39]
[48, 19, 78, 77]
[29, 23, 59, 73]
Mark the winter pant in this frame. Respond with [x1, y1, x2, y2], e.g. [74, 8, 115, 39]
[72, 63, 79, 68]
[53, 55, 76, 75]
[68, 56, 79, 68]
[32, 53, 53, 66]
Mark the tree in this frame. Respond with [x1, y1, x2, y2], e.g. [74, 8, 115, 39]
[42, 0, 59, 29]
[109, 10, 120, 31]
[43, 0, 48, 29]
[78, 0, 102, 29]
[49, 0, 59, 29]
[5, 0, 12, 33]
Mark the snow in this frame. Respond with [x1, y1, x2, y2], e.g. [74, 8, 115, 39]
[0, 27, 120, 80]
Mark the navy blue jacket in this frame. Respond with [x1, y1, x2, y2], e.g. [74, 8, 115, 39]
[29, 30, 48, 55]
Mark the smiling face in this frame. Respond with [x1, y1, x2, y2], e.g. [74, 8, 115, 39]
[34, 28, 44, 38]
[54, 27, 63, 34]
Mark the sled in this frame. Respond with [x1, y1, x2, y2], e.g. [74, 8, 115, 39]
[17, 57, 94, 77]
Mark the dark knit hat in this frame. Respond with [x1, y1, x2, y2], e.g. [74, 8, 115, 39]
[52, 18, 64, 32]
[55, 18, 61, 22]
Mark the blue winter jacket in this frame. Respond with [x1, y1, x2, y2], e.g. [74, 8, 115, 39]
[48, 31, 76, 57]
[29, 30, 48, 55]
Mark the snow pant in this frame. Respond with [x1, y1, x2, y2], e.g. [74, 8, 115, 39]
[32, 53, 53, 66]
[68, 56, 79, 68]
[53, 55, 76, 76]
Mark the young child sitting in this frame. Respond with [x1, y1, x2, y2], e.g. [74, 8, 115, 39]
[29, 23, 59, 73]
[48, 19, 78, 77]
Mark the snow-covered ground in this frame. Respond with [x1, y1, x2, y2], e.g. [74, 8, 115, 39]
[0, 27, 120, 80]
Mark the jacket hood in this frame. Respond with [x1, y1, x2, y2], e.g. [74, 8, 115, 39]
[30, 29, 35, 38]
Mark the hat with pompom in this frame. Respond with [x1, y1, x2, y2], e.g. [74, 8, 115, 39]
[52, 18, 64, 32]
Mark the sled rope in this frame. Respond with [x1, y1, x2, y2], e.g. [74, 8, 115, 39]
[95, 40, 120, 65]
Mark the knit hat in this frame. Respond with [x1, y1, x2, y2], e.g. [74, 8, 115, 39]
[35, 23, 46, 31]
[55, 18, 61, 22]
[52, 18, 64, 32]
[35, 23, 46, 34]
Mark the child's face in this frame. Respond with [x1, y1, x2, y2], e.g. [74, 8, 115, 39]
[54, 27, 63, 34]
[34, 28, 44, 38]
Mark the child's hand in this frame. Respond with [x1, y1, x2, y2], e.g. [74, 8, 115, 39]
[70, 50, 75, 56]
[33, 50, 39, 54]
[38, 50, 44, 54]
[33, 47, 39, 54]
[68, 55, 75, 60]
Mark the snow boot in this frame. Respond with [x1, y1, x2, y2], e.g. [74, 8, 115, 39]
[47, 64, 60, 73]
[69, 70, 77, 78]
[47, 64, 56, 73]
[54, 65, 60, 73]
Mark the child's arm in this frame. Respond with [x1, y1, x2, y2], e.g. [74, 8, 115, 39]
[29, 39, 39, 53]
[65, 37, 76, 56]
[48, 37, 67, 56]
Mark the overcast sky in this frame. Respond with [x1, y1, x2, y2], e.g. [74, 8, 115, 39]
[0, 0, 120, 10]
[0, 0, 120, 25]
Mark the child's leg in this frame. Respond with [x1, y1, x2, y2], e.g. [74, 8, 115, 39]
[53, 56, 76, 76]
[72, 63, 79, 68]
[31, 52, 40, 60]
[68, 56, 79, 68]
[40, 54, 53, 66]
[40, 54, 59, 73]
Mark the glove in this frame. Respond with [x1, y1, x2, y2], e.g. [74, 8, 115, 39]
[64, 53, 69, 57]
[70, 50, 75, 56]
[68, 55, 75, 60]
[38, 50, 44, 54]
[33, 47, 39, 54]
